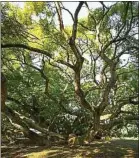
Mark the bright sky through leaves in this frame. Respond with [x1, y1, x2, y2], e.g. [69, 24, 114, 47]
[12, 1, 130, 66]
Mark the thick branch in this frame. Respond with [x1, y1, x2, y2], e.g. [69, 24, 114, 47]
[1, 43, 52, 58]
[74, 68, 93, 112]
[110, 96, 138, 119]
[98, 62, 117, 113]
[4, 105, 64, 140]
[57, 60, 74, 69]
[55, 2, 64, 31]
[107, 115, 139, 130]
[71, 2, 84, 42]
[68, 2, 85, 62]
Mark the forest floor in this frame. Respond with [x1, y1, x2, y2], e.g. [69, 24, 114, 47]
[1, 138, 138, 158]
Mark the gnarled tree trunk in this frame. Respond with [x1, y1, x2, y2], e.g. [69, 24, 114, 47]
[94, 111, 101, 132]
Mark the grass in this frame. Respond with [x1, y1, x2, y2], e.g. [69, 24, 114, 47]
[1, 138, 138, 158]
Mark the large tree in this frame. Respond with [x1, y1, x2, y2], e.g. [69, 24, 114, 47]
[1, 2, 138, 143]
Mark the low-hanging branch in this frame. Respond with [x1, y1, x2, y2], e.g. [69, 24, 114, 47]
[107, 115, 139, 130]
[1, 43, 52, 58]
[3, 105, 65, 140]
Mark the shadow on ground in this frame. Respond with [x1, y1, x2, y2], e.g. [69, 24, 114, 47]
[1, 139, 138, 158]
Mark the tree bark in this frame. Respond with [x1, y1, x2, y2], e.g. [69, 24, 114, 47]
[93, 111, 101, 132]
[1, 72, 7, 111]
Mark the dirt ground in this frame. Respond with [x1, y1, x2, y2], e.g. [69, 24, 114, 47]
[1, 139, 138, 158]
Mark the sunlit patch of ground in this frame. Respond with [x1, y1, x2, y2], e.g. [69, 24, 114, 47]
[1, 138, 138, 158]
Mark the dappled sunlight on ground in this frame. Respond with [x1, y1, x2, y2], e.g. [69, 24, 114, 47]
[1, 139, 138, 158]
